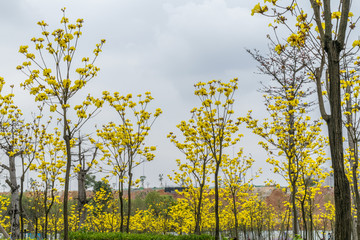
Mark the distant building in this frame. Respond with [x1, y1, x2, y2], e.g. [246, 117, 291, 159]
[164, 187, 186, 193]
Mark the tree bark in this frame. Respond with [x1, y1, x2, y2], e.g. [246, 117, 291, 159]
[232, 191, 239, 240]
[345, 85, 360, 240]
[194, 184, 204, 235]
[63, 131, 72, 240]
[19, 175, 25, 240]
[8, 155, 20, 240]
[119, 180, 124, 232]
[311, 1, 352, 239]
[126, 171, 132, 233]
[78, 170, 87, 229]
[325, 41, 352, 240]
[0, 222, 10, 239]
[214, 164, 220, 240]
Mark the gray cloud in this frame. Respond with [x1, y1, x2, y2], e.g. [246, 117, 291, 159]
[0, 0, 290, 188]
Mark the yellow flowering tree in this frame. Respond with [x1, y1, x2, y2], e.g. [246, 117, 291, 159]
[73, 134, 99, 229]
[18, 106, 52, 239]
[221, 153, 257, 239]
[17, 9, 105, 240]
[0, 81, 33, 239]
[188, 78, 240, 240]
[244, 44, 328, 239]
[98, 91, 162, 232]
[32, 128, 67, 239]
[168, 118, 213, 234]
[251, 1, 356, 238]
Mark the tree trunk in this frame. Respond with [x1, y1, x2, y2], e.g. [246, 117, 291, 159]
[345, 87, 360, 240]
[326, 41, 352, 240]
[63, 133, 72, 240]
[19, 175, 25, 240]
[8, 155, 20, 240]
[126, 171, 132, 233]
[78, 170, 87, 229]
[194, 186, 204, 235]
[0, 222, 10, 239]
[300, 200, 307, 240]
[232, 191, 239, 240]
[291, 183, 299, 237]
[309, 199, 314, 240]
[214, 164, 220, 240]
[119, 180, 124, 232]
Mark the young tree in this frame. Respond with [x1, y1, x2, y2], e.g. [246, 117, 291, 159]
[98, 91, 162, 232]
[168, 120, 213, 234]
[18, 106, 51, 239]
[0, 82, 31, 239]
[73, 134, 98, 229]
[34, 128, 67, 239]
[17, 9, 105, 239]
[187, 79, 240, 240]
[221, 153, 256, 240]
[244, 44, 328, 239]
[252, 1, 355, 238]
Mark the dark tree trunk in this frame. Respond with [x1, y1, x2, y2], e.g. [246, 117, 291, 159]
[345, 88, 360, 240]
[214, 164, 220, 240]
[126, 172, 132, 233]
[119, 180, 124, 232]
[194, 165, 207, 235]
[301, 200, 307, 240]
[19, 175, 25, 240]
[63, 133, 72, 240]
[325, 40, 352, 240]
[194, 184, 204, 235]
[231, 191, 239, 240]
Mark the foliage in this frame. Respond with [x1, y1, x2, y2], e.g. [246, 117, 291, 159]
[17, 8, 106, 240]
[69, 231, 214, 240]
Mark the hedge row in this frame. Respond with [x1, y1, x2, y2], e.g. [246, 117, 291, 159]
[69, 232, 214, 240]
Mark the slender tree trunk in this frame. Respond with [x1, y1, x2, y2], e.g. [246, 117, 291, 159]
[119, 180, 124, 232]
[291, 183, 299, 237]
[232, 191, 239, 240]
[309, 199, 314, 240]
[214, 163, 220, 240]
[8, 155, 20, 240]
[43, 182, 50, 239]
[35, 217, 38, 239]
[78, 170, 87, 229]
[55, 215, 58, 240]
[326, 41, 352, 240]
[45, 211, 49, 240]
[300, 200, 307, 240]
[126, 171, 132, 233]
[345, 89, 360, 240]
[63, 106, 72, 240]
[63, 134, 72, 240]
[19, 175, 25, 240]
[194, 183, 204, 234]
[288, 104, 299, 237]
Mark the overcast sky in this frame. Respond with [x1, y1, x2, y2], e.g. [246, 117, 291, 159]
[0, 0, 326, 190]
